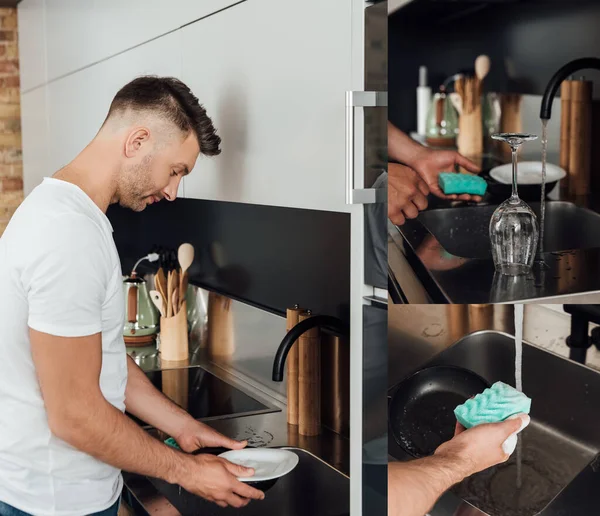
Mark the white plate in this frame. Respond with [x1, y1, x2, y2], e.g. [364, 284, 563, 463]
[489, 161, 566, 185]
[218, 448, 299, 482]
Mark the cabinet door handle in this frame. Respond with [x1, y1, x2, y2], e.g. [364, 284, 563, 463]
[345, 91, 388, 205]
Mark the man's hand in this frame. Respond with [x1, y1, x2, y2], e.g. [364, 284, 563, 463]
[175, 419, 248, 454]
[434, 414, 530, 478]
[388, 414, 530, 516]
[178, 454, 265, 508]
[411, 147, 482, 201]
[388, 163, 429, 225]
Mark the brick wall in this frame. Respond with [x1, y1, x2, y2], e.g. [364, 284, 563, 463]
[0, 8, 21, 237]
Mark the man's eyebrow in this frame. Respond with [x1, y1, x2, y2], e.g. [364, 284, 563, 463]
[176, 164, 190, 176]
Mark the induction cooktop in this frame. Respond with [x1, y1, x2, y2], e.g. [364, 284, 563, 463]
[126, 366, 279, 427]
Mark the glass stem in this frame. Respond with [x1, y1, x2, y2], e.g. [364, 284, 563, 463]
[511, 145, 519, 201]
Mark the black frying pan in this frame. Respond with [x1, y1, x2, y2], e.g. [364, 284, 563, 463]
[389, 365, 490, 458]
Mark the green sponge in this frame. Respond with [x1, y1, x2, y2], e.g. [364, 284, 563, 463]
[454, 381, 531, 429]
[164, 437, 181, 450]
[439, 173, 488, 196]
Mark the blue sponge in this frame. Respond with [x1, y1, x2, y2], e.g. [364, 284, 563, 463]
[454, 381, 531, 429]
[439, 173, 488, 196]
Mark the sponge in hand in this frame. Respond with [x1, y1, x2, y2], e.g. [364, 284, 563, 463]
[454, 381, 531, 455]
[439, 172, 488, 196]
[454, 381, 531, 429]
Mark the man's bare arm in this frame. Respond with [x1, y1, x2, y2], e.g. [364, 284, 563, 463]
[30, 329, 264, 507]
[388, 456, 468, 516]
[124, 355, 195, 437]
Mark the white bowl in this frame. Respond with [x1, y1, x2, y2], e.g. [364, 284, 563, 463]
[489, 161, 566, 185]
[219, 448, 299, 482]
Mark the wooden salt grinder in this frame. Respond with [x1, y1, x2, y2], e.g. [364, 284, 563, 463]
[298, 311, 321, 436]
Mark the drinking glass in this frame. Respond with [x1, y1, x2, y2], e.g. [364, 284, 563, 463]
[489, 133, 539, 275]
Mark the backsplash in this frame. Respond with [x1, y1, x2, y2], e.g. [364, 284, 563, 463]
[108, 198, 350, 322]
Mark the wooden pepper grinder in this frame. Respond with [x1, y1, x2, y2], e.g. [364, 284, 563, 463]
[298, 311, 321, 437]
[469, 304, 494, 333]
[568, 78, 593, 197]
[559, 80, 574, 197]
[286, 306, 304, 426]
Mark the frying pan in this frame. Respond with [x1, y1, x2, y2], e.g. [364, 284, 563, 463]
[389, 365, 490, 458]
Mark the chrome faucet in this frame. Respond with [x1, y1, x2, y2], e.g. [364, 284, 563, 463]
[271, 314, 349, 382]
[540, 57, 600, 120]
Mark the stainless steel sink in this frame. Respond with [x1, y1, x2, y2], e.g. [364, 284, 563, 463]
[147, 447, 349, 515]
[417, 201, 600, 259]
[389, 331, 600, 516]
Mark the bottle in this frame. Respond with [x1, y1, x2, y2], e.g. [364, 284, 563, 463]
[417, 65, 432, 137]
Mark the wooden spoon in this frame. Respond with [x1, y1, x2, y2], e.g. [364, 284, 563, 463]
[178, 243, 194, 294]
[149, 290, 166, 318]
[475, 55, 490, 81]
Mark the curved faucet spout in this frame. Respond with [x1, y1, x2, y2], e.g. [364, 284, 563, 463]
[540, 57, 600, 120]
[272, 315, 349, 382]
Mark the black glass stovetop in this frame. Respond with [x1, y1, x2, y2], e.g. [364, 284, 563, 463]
[126, 366, 278, 427]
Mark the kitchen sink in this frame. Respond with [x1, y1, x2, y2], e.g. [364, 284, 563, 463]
[417, 201, 600, 259]
[388, 331, 600, 516]
[147, 447, 349, 516]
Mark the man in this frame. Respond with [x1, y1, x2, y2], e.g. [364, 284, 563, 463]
[0, 76, 265, 516]
[389, 415, 530, 516]
[387, 122, 482, 225]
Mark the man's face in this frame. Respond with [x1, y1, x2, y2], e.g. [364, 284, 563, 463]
[119, 130, 200, 212]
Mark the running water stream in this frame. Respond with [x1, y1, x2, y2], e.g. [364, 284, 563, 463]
[514, 304, 524, 489]
[537, 120, 549, 264]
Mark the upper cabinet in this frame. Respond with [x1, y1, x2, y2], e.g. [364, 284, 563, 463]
[18, 0, 47, 91]
[40, 0, 244, 83]
[181, 0, 354, 212]
[45, 31, 182, 174]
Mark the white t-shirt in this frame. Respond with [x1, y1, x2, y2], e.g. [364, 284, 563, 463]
[0, 177, 127, 515]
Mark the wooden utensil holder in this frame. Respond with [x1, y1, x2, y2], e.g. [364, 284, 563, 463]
[298, 312, 321, 437]
[286, 307, 304, 426]
[159, 301, 189, 361]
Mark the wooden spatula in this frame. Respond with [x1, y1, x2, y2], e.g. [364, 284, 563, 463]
[155, 268, 167, 305]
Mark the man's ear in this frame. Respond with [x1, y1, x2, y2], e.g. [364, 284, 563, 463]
[124, 127, 150, 158]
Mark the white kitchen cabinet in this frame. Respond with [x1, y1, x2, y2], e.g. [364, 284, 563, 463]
[21, 87, 49, 195]
[17, 0, 47, 92]
[180, 0, 354, 212]
[42, 0, 243, 83]
[46, 31, 182, 173]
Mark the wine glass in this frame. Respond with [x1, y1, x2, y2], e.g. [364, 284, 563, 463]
[489, 133, 539, 276]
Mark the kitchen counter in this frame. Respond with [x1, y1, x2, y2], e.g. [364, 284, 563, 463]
[121, 351, 350, 515]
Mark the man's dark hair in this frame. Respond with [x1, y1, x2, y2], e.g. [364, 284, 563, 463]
[107, 75, 221, 156]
